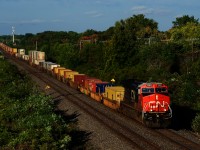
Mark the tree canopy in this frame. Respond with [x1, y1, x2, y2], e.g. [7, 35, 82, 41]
[1, 13, 200, 133]
[172, 15, 199, 28]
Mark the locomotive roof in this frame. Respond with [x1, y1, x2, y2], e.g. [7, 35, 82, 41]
[138, 82, 167, 88]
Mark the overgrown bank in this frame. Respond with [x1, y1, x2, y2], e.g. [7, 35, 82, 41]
[0, 59, 89, 149]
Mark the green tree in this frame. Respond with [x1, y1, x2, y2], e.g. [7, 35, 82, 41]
[169, 22, 200, 40]
[112, 14, 158, 68]
[172, 15, 199, 28]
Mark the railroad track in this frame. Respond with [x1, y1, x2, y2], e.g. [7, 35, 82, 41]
[120, 98, 200, 150]
[4, 52, 200, 150]
[6, 54, 160, 150]
[155, 129, 200, 150]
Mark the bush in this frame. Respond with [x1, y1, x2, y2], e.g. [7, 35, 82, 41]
[192, 113, 200, 133]
[0, 60, 89, 149]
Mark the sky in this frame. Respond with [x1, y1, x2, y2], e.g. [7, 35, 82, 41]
[0, 0, 200, 35]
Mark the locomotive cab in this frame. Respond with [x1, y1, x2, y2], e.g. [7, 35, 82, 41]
[138, 82, 172, 127]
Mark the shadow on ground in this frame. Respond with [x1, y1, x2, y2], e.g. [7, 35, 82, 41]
[170, 104, 197, 130]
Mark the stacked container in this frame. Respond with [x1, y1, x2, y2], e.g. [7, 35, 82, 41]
[12, 48, 17, 55]
[90, 82, 113, 102]
[96, 82, 113, 94]
[43, 62, 54, 70]
[83, 78, 102, 95]
[58, 69, 72, 81]
[64, 71, 79, 81]
[85, 78, 102, 91]
[47, 63, 60, 72]
[103, 86, 125, 109]
[29, 50, 45, 66]
[74, 74, 88, 88]
[18, 49, 25, 56]
[53, 67, 65, 78]
[104, 86, 125, 102]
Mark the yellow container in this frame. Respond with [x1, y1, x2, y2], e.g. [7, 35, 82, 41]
[104, 86, 125, 103]
[59, 69, 72, 77]
[53, 67, 66, 74]
[64, 71, 79, 81]
[12, 48, 17, 54]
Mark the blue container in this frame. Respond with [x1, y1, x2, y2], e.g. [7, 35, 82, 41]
[96, 82, 113, 94]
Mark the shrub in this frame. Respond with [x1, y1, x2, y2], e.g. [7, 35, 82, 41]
[192, 113, 200, 133]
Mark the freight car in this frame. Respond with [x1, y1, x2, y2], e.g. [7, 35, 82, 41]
[0, 43, 172, 128]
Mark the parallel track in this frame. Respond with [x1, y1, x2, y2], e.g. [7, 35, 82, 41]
[155, 129, 200, 150]
[4, 52, 200, 150]
[7, 54, 160, 150]
[119, 97, 200, 150]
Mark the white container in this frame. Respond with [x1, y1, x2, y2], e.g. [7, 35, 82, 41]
[18, 49, 25, 55]
[48, 63, 60, 71]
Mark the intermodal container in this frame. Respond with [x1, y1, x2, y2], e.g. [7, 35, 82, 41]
[53, 67, 66, 75]
[59, 69, 72, 77]
[12, 48, 17, 54]
[28, 50, 36, 64]
[43, 61, 53, 70]
[85, 78, 102, 91]
[18, 49, 25, 55]
[104, 86, 125, 102]
[28, 51, 45, 65]
[96, 82, 113, 94]
[36, 51, 45, 60]
[48, 63, 60, 71]
[64, 71, 79, 81]
[58, 69, 72, 81]
[74, 74, 88, 87]
[34, 59, 45, 65]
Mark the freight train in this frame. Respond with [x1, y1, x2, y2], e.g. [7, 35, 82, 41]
[0, 43, 172, 128]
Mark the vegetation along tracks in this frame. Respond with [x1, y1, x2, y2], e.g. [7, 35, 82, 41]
[8, 55, 160, 150]
[7, 54, 200, 150]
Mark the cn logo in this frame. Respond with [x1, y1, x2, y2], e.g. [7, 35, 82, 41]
[148, 101, 166, 108]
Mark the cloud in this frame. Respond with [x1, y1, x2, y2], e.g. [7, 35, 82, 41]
[84, 11, 103, 17]
[131, 6, 154, 15]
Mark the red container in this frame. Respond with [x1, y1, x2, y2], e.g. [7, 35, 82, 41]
[74, 74, 88, 87]
[85, 78, 102, 92]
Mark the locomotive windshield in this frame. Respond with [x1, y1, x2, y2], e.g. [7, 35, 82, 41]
[156, 88, 168, 93]
[141, 88, 154, 96]
[156, 87, 168, 96]
[141, 87, 168, 96]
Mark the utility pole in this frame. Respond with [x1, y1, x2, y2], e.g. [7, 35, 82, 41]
[12, 26, 15, 45]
